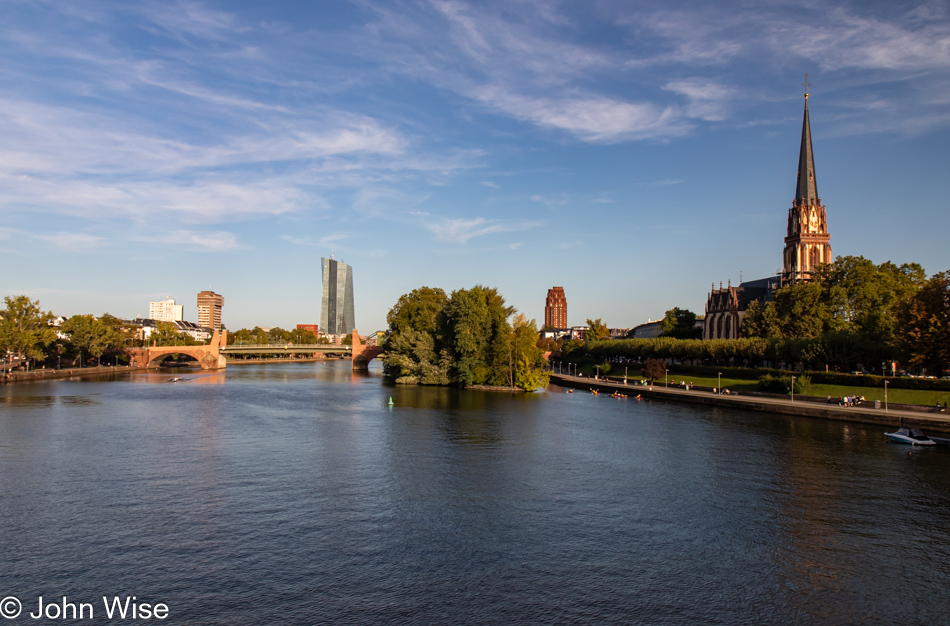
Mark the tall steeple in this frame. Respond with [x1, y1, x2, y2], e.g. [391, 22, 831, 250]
[795, 93, 818, 207]
[782, 77, 831, 285]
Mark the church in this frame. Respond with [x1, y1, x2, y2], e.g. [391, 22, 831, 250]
[704, 85, 832, 340]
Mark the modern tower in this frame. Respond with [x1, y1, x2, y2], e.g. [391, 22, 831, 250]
[148, 297, 183, 323]
[782, 84, 832, 284]
[321, 257, 355, 336]
[197, 291, 224, 329]
[544, 287, 567, 328]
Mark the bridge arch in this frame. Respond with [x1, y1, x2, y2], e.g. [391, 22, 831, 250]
[351, 330, 384, 371]
[129, 331, 228, 370]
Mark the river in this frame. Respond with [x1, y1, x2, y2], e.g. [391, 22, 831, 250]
[2, 361, 949, 624]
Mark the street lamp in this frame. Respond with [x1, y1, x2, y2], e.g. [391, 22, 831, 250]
[718, 372, 722, 395]
[665, 369, 668, 388]
[884, 379, 889, 412]
[624, 366, 628, 385]
[595, 365, 600, 380]
[791, 375, 796, 403]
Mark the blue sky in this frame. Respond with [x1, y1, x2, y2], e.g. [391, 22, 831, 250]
[2, 0, 949, 333]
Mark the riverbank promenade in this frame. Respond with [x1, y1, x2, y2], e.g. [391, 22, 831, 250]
[549, 373, 950, 434]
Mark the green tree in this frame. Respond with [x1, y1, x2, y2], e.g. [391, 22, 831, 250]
[898, 271, 950, 376]
[0, 295, 56, 364]
[659, 307, 702, 339]
[818, 256, 925, 342]
[507, 314, 550, 391]
[149, 322, 201, 347]
[380, 327, 451, 385]
[288, 328, 319, 344]
[741, 300, 778, 338]
[268, 327, 290, 343]
[440, 286, 511, 385]
[62, 315, 121, 363]
[387, 287, 449, 336]
[229, 328, 255, 345]
[770, 281, 830, 338]
[585, 318, 610, 341]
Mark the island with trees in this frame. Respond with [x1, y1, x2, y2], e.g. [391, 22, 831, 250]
[380, 285, 549, 391]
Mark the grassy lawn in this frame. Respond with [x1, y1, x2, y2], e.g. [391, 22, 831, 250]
[566, 364, 950, 407]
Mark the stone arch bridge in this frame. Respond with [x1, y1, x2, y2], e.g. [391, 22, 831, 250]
[129, 330, 230, 370]
[130, 329, 384, 371]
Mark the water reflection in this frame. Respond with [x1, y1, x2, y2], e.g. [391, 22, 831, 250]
[2, 364, 950, 624]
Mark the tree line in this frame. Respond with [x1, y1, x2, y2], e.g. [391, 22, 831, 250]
[0, 295, 211, 369]
[567, 255, 949, 376]
[741, 256, 948, 374]
[381, 285, 549, 391]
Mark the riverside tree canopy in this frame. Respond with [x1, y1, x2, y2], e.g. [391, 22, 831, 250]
[381, 285, 550, 391]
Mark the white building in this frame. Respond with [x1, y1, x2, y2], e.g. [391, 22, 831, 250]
[149, 298, 184, 323]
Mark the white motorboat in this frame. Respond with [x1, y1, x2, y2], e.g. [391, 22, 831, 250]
[884, 427, 936, 446]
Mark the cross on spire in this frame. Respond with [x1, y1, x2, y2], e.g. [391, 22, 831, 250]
[802, 74, 811, 98]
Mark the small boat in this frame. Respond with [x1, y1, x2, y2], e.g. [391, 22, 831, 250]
[590, 389, 599, 396]
[567, 389, 574, 394]
[168, 376, 182, 382]
[885, 427, 936, 446]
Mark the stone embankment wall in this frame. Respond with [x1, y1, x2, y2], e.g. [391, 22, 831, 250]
[2, 365, 147, 384]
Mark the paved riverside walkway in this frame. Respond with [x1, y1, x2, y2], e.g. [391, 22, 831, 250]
[549, 373, 950, 434]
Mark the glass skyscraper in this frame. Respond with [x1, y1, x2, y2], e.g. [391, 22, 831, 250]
[320, 257, 355, 335]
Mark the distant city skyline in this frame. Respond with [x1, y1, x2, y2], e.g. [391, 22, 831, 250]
[2, 1, 949, 332]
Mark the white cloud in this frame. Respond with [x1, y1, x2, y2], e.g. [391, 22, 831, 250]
[150, 230, 240, 252]
[663, 78, 734, 121]
[33, 232, 108, 252]
[472, 88, 686, 141]
[424, 217, 539, 243]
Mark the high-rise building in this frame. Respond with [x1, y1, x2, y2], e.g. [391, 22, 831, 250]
[545, 287, 567, 328]
[321, 258, 355, 335]
[148, 297, 183, 323]
[197, 290, 225, 329]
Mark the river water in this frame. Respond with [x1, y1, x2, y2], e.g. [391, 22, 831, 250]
[2, 361, 949, 624]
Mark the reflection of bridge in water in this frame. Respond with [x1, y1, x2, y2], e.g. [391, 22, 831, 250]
[130, 330, 383, 371]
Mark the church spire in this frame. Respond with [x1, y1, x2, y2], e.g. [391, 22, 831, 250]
[782, 76, 831, 286]
[794, 81, 817, 207]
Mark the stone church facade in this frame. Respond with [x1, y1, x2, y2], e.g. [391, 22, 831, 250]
[704, 89, 831, 340]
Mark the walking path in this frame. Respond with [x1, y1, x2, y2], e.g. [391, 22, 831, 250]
[549, 373, 950, 434]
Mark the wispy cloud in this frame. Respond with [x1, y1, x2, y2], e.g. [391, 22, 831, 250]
[663, 78, 734, 121]
[424, 216, 539, 243]
[149, 230, 241, 252]
[33, 232, 108, 252]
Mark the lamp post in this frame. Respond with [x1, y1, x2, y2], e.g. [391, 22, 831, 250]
[624, 366, 628, 385]
[718, 372, 722, 395]
[595, 365, 600, 380]
[791, 375, 796, 403]
[884, 379, 889, 412]
[665, 369, 668, 388]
